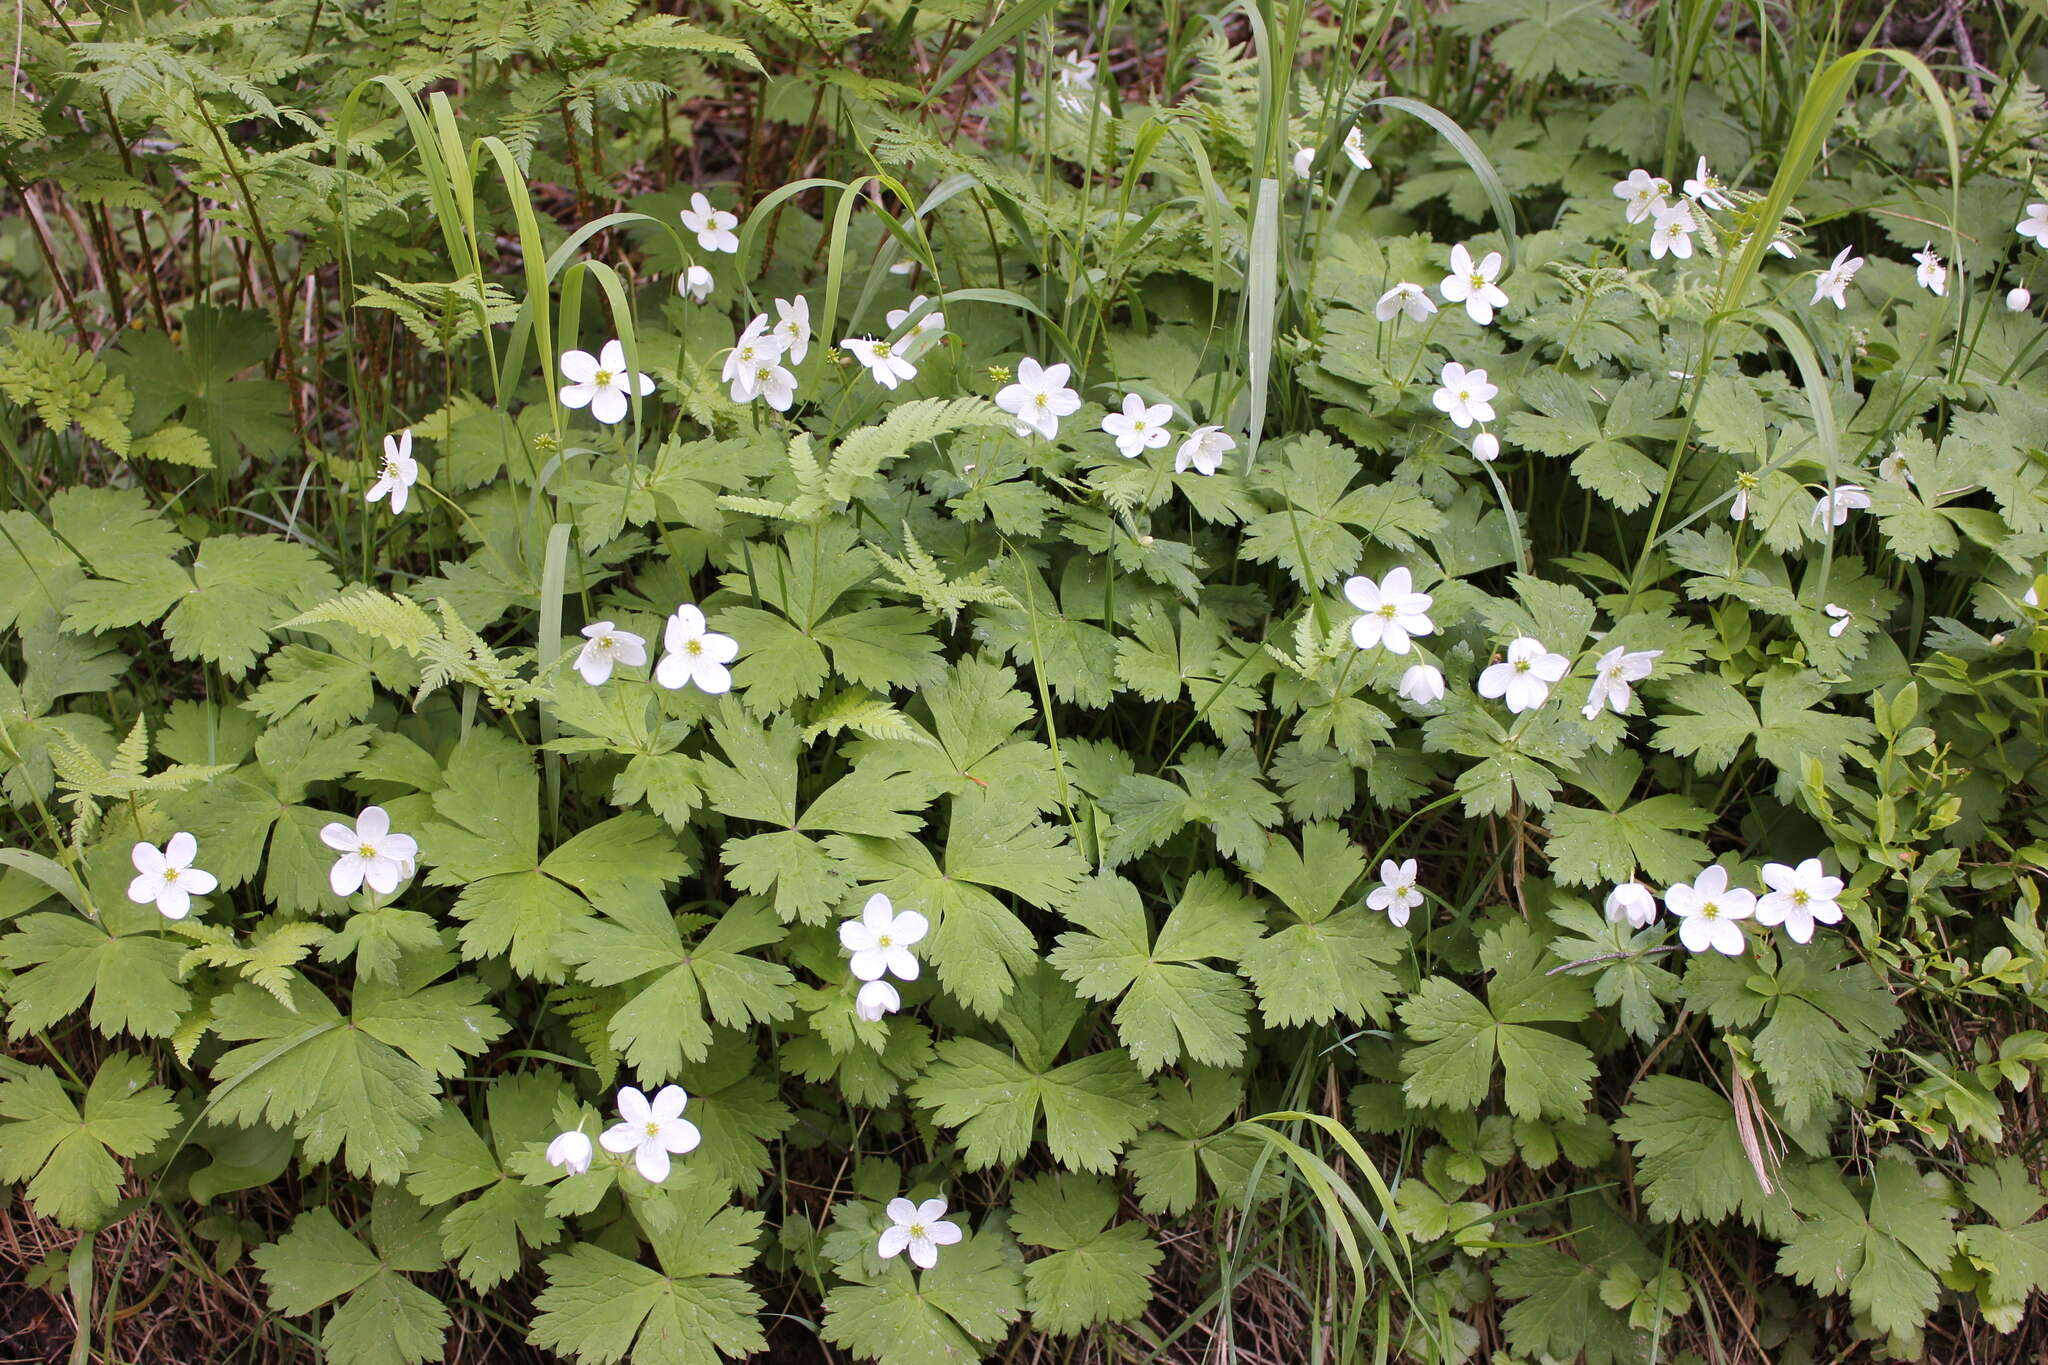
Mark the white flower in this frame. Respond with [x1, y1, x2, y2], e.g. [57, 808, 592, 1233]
[545, 1130, 593, 1176]
[1431, 361, 1498, 429]
[1292, 146, 1315, 180]
[1366, 858, 1422, 927]
[1605, 881, 1659, 930]
[840, 893, 928, 983]
[749, 360, 798, 412]
[654, 604, 738, 694]
[574, 621, 647, 685]
[1439, 243, 1509, 325]
[1824, 603, 1853, 638]
[1581, 646, 1661, 719]
[1344, 567, 1436, 654]
[723, 314, 785, 401]
[1755, 857, 1844, 944]
[560, 340, 655, 425]
[879, 1196, 962, 1270]
[884, 295, 943, 358]
[2009, 286, 2033, 312]
[366, 429, 418, 515]
[2017, 202, 2048, 247]
[1053, 53, 1096, 113]
[1612, 169, 1671, 225]
[1175, 425, 1235, 475]
[855, 979, 901, 1022]
[844, 335, 917, 390]
[1649, 202, 1697, 260]
[1374, 282, 1437, 324]
[773, 296, 812, 364]
[319, 806, 418, 899]
[680, 192, 740, 254]
[1397, 662, 1446, 705]
[1665, 865, 1754, 956]
[1102, 393, 1173, 458]
[1343, 125, 1372, 170]
[1877, 449, 1912, 485]
[127, 833, 217, 920]
[995, 357, 1081, 440]
[1682, 156, 1735, 212]
[599, 1085, 700, 1184]
[680, 265, 713, 304]
[1472, 430, 1501, 462]
[1811, 245, 1863, 309]
[1912, 243, 1947, 296]
[1478, 636, 1570, 714]
[1810, 483, 1871, 528]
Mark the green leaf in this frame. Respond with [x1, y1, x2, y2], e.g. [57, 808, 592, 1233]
[821, 1203, 1025, 1365]
[1400, 920, 1594, 1119]
[0, 906, 191, 1039]
[160, 536, 338, 679]
[1493, 1195, 1658, 1365]
[1545, 795, 1712, 887]
[1241, 434, 1443, 589]
[1778, 1154, 1955, 1353]
[0, 1054, 177, 1228]
[1612, 1076, 1799, 1236]
[1749, 945, 1904, 1127]
[1099, 744, 1282, 869]
[1124, 1067, 1286, 1216]
[253, 1192, 451, 1365]
[1239, 822, 1403, 1027]
[1010, 1172, 1162, 1333]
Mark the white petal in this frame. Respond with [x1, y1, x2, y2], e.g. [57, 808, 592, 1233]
[635, 1142, 672, 1183]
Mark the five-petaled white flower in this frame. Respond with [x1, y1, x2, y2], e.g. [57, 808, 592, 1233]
[1398, 662, 1446, 705]
[1431, 361, 1498, 429]
[840, 893, 929, 983]
[1054, 53, 1096, 114]
[1366, 858, 1423, 927]
[1649, 202, 1697, 260]
[560, 340, 654, 425]
[1877, 449, 1912, 485]
[1478, 636, 1570, 714]
[680, 265, 713, 304]
[1811, 245, 1863, 309]
[1912, 243, 1947, 296]
[879, 1196, 962, 1270]
[1344, 567, 1436, 654]
[1682, 156, 1735, 212]
[367, 430, 418, 515]
[2017, 202, 2048, 247]
[1810, 483, 1871, 528]
[855, 979, 901, 1022]
[1175, 425, 1235, 476]
[1343, 125, 1372, 170]
[545, 1129, 593, 1176]
[723, 314, 785, 403]
[680, 192, 740, 253]
[1103, 393, 1173, 458]
[655, 604, 738, 694]
[1605, 881, 1659, 930]
[995, 358, 1082, 440]
[884, 295, 944, 358]
[574, 620, 647, 686]
[1666, 865, 1754, 956]
[846, 335, 918, 390]
[1472, 431, 1501, 462]
[1824, 603, 1853, 638]
[1755, 857, 1844, 944]
[1613, 169, 1671, 224]
[1439, 242, 1509, 325]
[319, 806, 418, 899]
[749, 359, 798, 412]
[600, 1085, 701, 1183]
[1375, 282, 1437, 324]
[2009, 286, 2033, 312]
[1581, 646, 1662, 719]
[128, 833, 217, 920]
[773, 296, 812, 364]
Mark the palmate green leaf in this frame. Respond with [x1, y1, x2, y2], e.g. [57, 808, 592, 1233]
[910, 965, 1154, 1173]
[1545, 794, 1712, 887]
[405, 1073, 566, 1290]
[821, 1202, 1025, 1365]
[0, 1054, 177, 1229]
[1049, 871, 1261, 1073]
[1652, 672, 1876, 796]
[252, 1191, 449, 1365]
[847, 652, 1061, 811]
[1611, 1076, 1800, 1236]
[1400, 920, 1595, 1119]
[1544, 895, 1677, 1043]
[556, 893, 795, 1081]
[1099, 743, 1282, 869]
[1779, 1154, 1955, 1353]
[1747, 943, 1905, 1128]
[1124, 1066, 1287, 1217]
[1112, 602, 1264, 745]
[1493, 1195, 1657, 1365]
[1240, 433, 1443, 589]
[1958, 1158, 2048, 1329]
[160, 535, 338, 679]
[208, 955, 507, 1184]
[1010, 1172, 1162, 1333]
[0, 904, 190, 1039]
[1239, 822, 1402, 1027]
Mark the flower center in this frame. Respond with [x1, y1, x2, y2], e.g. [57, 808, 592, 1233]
[1457, 388, 1472, 401]
[1033, 393, 1049, 408]
[599, 635, 615, 650]
[877, 934, 893, 947]
[871, 342, 890, 359]
[1468, 272, 1486, 289]
[1792, 889, 1810, 906]
[1514, 659, 1531, 673]
[380, 459, 400, 481]
[359, 842, 378, 859]
[162, 867, 180, 882]
[686, 639, 704, 656]
[644, 1121, 661, 1137]
[1132, 420, 1146, 430]
[594, 369, 614, 387]
[908, 1222, 926, 1238]
[1377, 604, 1397, 619]
[1701, 900, 1720, 920]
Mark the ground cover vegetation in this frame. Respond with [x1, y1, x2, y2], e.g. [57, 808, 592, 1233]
[2, 0, 2048, 1361]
